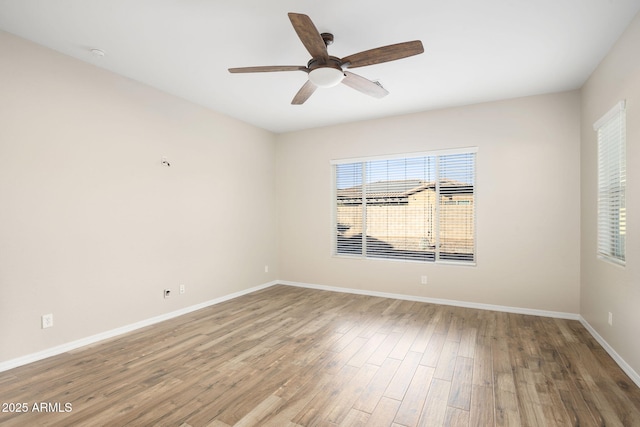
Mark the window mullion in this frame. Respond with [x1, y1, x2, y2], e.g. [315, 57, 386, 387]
[435, 156, 441, 262]
[361, 161, 367, 257]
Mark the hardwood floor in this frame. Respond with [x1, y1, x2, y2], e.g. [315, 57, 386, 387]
[1, 285, 639, 426]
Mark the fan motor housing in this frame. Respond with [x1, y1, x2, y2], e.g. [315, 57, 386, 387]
[307, 56, 343, 72]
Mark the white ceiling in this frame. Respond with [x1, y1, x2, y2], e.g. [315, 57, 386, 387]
[1, 0, 639, 133]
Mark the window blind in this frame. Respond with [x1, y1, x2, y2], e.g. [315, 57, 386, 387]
[334, 149, 476, 263]
[335, 162, 363, 256]
[595, 101, 626, 264]
[438, 153, 476, 262]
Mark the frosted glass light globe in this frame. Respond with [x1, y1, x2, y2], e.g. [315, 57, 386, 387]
[308, 67, 345, 88]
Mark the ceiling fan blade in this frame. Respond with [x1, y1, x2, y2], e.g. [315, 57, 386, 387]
[288, 13, 329, 61]
[228, 65, 309, 73]
[342, 71, 389, 99]
[291, 80, 317, 105]
[341, 40, 424, 69]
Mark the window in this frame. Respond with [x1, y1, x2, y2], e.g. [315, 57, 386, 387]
[333, 148, 476, 264]
[594, 101, 626, 265]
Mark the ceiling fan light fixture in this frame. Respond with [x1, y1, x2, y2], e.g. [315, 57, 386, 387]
[228, 13, 424, 104]
[308, 67, 345, 88]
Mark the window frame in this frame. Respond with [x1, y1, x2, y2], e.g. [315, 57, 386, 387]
[594, 100, 626, 266]
[331, 147, 477, 266]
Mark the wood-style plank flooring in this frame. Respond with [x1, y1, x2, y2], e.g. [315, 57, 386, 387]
[1, 285, 640, 426]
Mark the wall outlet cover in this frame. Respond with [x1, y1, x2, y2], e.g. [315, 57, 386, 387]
[41, 314, 53, 329]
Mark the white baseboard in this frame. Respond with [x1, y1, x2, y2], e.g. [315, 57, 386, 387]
[0, 281, 278, 373]
[279, 280, 581, 320]
[579, 317, 640, 388]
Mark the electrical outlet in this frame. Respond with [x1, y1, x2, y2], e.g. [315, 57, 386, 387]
[421, 275, 428, 285]
[41, 313, 53, 329]
[179, 284, 185, 294]
[608, 312, 613, 326]
[164, 289, 171, 298]
[265, 265, 269, 273]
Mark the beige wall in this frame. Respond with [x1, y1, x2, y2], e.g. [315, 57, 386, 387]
[0, 31, 278, 363]
[277, 91, 581, 313]
[580, 12, 640, 375]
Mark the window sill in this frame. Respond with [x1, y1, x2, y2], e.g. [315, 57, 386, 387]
[332, 253, 476, 267]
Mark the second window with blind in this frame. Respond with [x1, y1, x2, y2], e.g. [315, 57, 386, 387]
[595, 101, 626, 265]
[333, 148, 477, 264]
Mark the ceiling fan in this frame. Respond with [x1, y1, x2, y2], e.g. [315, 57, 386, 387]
[228, 13, 424, 105]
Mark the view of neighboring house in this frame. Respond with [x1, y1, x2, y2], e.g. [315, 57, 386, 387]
[336, 179, 474, 261]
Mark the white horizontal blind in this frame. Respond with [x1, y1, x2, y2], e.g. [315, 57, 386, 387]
[334, 149, 476, 263]
[335, 163, 363, 255]
[364, 157, 436, 261]
[595, 101, 626, 264]
[438, 153, 476, 262]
